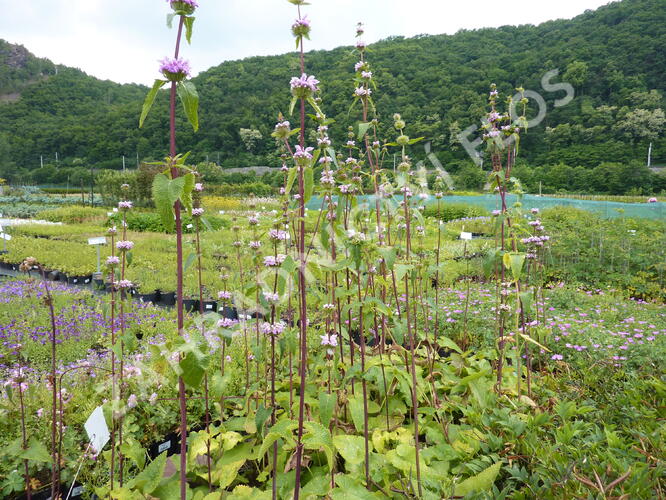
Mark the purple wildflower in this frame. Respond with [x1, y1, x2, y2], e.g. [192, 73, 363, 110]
[116, 240, 134, 251]
[159, 57, 191, 81]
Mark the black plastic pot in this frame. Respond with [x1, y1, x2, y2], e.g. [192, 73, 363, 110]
[47, 270, 60, 281]
[183, 299, 199, 313]
[67, 275, 92, 285]
[24, 482, 91, 500]
[147, 432, 181, 460]
[220, 306, 238, 320]
[160, 292, 176, 306]
[138, 292, 160, 304]
[58, 273, 69, 283]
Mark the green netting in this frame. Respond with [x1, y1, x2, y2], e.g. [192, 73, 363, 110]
[307, 194, 665, 220]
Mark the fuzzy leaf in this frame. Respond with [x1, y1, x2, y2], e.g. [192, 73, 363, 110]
[139, 79, 167, 128]
[183, 16, 195, 44]
[177, 81, 199, 132]
[454, 461, 502, 496]
[152, 173, 186, 232]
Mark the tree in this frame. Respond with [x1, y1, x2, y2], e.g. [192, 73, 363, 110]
[239, 128, 263, 153]
[613, 108, 665, 143]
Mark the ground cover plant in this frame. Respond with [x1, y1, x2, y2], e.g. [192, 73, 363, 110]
[0, 2, 664, 500]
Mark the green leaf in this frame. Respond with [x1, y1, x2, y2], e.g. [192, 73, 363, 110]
[177, 81, 199, 132]
[139, 79, 167, 128]
[357, 122, 372, 141]
[258, 419, 298, 459]
[152, 173, 186, 232]
[348, 395, 365, 434]
[331, 475, 383, 500]
[289, 96, 298, 116]
[303, 421, 335, 471]
[166, 13, 175, 28]
[303, 167, 314, 203]
[318, 392, 335, 428]
[179, 349, 208, 389]
[454, 461, 502, 496]
[184, 252, 196, 273]
[438, 336, 462, 354]
[333, 435, 366, 465]
[183, 16, 195, 44]
[285, 167, 297, 196]
[20, 438, 52, 463]
[180, 172, 195, 213]
[127, 452, 167, 494]
[255, 404, 273, 433]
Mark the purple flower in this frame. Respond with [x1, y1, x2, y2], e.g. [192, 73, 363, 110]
[115, 280, 133, 290]
[127, 394, 138, 409]
[194, 183, 204, 192]
[261, 321, 286, 337]
[116, 241, 134, 251]
[159, 57, 191, 81]
[648, 197, 658, 203]
[361, 71, 373, 79]
[249, 241, 262, 249]
[290, 73, 319, 98]
[218, 290, 232, 300]
[217, 318, 237, 328]
[263, 291, 279, 303]
[167, 0, 198, 13]
[106, 256, 120, 266]
[292, 16, 311, 38]
[354, 87, 371, 97]
[269, 229, 288, 241]
[293, 145, 314, 165]
[551, 354, 564, 361]
[191, 208, 204, 217]
[320, 333, 338, 347]
[118, 201, 133, 210]
[356, 40, 367, 49]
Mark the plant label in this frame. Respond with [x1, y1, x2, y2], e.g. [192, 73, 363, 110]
[460, 232, 473, 240]
[88, 237, 107, 246]
[0, 233, 11, 241]
[158, 440, 171, 453]
[84, 406, 110, 453]
[186, 224, 193, 229]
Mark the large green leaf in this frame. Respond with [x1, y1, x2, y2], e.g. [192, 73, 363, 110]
[20, 438, 52, 463]
[454, 461, 502, 496]
[152, 173, 186, 232]
[303, 166, 314, 204]
[127, 452, 167, 494]
[139, 79, 167, 128]
[303, 421, 335, 471]
[348, 395, 365, 434]
[177, 81, 199, 132]
[318, 392, 335, 428]
[333, 435, 366, 465]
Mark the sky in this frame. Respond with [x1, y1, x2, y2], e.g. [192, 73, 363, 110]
[0, 0, 614, 86]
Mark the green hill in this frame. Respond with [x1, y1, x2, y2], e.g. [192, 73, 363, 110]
[0, 0, 665, 193]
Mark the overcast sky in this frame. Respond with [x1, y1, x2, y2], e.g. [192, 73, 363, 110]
[1, 0, 613, 85]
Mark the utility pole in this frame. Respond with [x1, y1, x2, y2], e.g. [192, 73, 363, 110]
[40, 155, 44, 168]
[122, 155, 126, 171]
[90, 165, 94, 207]
[55, 152, 59, 168]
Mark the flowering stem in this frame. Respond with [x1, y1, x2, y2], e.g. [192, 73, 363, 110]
[168, 15, 189, 500]
[293, 7, 309, 497]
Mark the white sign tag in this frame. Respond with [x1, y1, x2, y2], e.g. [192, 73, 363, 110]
[460, 232, 473, 241]
[0, 233, 11, 241]
[84, 406, 110, 453]
[158, 440, 171, 453]
[186, 224, 193, 229]
[88, 237, 107, 246]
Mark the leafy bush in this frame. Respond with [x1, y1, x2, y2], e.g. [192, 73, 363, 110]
[0, 203, 59, 219]
[38, 206, 108, 224]
[422, 202, 489, 222]
[108, 211, 229, 233]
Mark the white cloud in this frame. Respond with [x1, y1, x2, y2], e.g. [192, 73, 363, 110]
[0, 0, 612, 85]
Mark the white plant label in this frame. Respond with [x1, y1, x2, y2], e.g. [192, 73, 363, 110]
[88, 237, 107, 246]
[84, 406, 110, 453]
[460, 232, 473, 241]
[0, 233, 11, 241]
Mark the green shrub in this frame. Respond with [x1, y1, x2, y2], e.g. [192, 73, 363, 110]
[422, 202, 489, 222]
[107, 211, 229, 233]
[38, 206, 108, 223]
